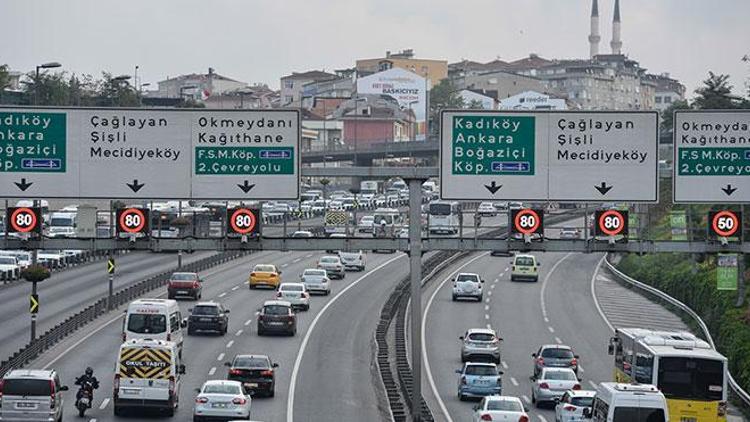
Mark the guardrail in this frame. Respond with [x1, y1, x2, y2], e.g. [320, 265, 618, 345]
[0, 250, 252, 377]
[0, 250, 129, 286]
[604, 256, 750, 410]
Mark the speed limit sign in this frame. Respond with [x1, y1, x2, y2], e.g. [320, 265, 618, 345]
[6, 207, 42, 234]
[227, 208, 260, 236]
[595, 209, 629, 237]
[510, 208, 544, 236]
[709, 211, 742, 239]
[116, 208, 149, 236]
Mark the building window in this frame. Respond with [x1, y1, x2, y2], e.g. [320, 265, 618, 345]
[283, 80, 294, 89]
[284, 96, 293, 104]
[655, 96, 662, 104]
[664, 96, 672, 103]
[378, 60, 393, 72]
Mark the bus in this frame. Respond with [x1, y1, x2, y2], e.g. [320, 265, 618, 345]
[608, 328, 728, 422]
[427, 201, 461, 235]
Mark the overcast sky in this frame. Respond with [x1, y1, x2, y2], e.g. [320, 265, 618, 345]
[3, 0, 748, 97]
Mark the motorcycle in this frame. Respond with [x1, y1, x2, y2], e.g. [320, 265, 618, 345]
[75, 380, 94, 417]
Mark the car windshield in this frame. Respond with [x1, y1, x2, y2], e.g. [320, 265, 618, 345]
[127, 314, 167, 334]
[171, 273, 197, 281]
[203, 384, 241, 395]
[571, 396, 594, 407]
[281, 284, 304, 291]
[456, 274, 479, 283]
[541, 348, 574, 359]
[515, 257, 535, 266]
[373, 215, 394, 225]
[304, 270, 326, 277]
[487, 399, 522, 411]
[612, 407, 666, 422]
[254, 265, 276, 272]
[657, 357, 724, 401]
[429, 203, 452, 215]
[0, 257, 16, 265]
[264, 305, 289, 315]
[543, 370, 577, 381]
[192, 305, 219, 316]
[467, 333, 495, 342]
[233, 356, 270, 369]
[293, 232, 311, 237]
[361, 217, 374, 223]
[3, 379, 52, 396]
[320, 257, 338, 264]
[465, 366, 497, 376]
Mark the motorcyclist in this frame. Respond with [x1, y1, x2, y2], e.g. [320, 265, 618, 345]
[74, 367, 100, 407]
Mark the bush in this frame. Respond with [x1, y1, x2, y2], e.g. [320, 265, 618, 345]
[21, 265, 51, 282]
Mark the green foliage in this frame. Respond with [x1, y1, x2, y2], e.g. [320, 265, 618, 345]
[428, 79, 464, 134]
[99, 72, 139, 107]
[466, 99, 485, 110]
[659, 99, 690, 132]
[693, 72, 743, 110]
[21, 265, 51, 282]
[0, 64, 10, 91]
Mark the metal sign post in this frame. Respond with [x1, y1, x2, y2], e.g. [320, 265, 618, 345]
[30, 282, 37, 342]
[407, 178, 425, 421]
[107, 257, 115, 310]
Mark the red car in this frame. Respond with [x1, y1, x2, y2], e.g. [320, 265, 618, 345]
[167, 272, 203, 300]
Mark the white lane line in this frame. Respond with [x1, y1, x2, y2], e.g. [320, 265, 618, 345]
[255, 311, 260, 315]
[589, 380, 598, 390]
[287, 254, 404, 422]
[522, 395, 531, 404]
[99, 398, 110, 410]
[505, 267, 510, 271]
[235, 330, 243, 336]
[491, 284, 496, 290]
[217, 353, 225, 361]
[208, 367, 216, 376]
[293, 258, 302, 263]
[539, 415, 549, 422]
[485, 314, 490, 320]
[544, 317, 550, 323]
[422, 252, 490, 422]
[281, 263, 289, 268]
[231, 286, 239, 291]
[244, 319, 252, 326]
[548, 326, 555, 333]
[306, 254, 313, 258]
[589, 255, 614, 332]
[226, 340, 234, 348]
[487, 291, 492, 297]
[486, 324, 492, 330]
[484, 305, 490, 311]
[501, 361, 509, 370]
[510, 377, 519, 387]
[218, 292, 227, 298]
[494, 278, 499, 283]
[90, 419, 96, 422]
[540, 252, 573, 323]
[555, 337, 562, 344]
[579, 364, 585, 373]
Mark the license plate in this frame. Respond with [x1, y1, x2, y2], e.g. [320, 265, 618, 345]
[269, 322, 283, 325]
[212, 402, 229, 408]
[245, 383, 258, 388]
[178, 290, 188, 294]
[15, 402, 37, 409]
[200, 317, 213, 322]
[122, 388, 139, 395]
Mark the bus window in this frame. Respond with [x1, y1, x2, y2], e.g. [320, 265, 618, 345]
[657, 357, 724, 401]
[429, 203, 452, 215]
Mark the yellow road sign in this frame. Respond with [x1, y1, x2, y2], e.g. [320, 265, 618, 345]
[30, 294, 39, 314]
[107, 258, 116, 275]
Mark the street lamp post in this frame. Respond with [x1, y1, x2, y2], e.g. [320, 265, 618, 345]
[34, 62, 61, 105]
[353, 97, 367, 165]
[111, 75, 131, 107]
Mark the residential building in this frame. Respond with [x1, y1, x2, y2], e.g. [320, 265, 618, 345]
[4, 71, 23, 91]
[459, 89, 497, 110]
[356, 49, 447, 86]
[646, 73, 686, 111]
[280, 70, 337, 106]
[300, 77, 354, 108]
[301, 107, 344, 152]
[153, 68, 247, 99]
[202, 84, 279, 109]
[332, 95, 415, 149]
[460, 70, 548, 100]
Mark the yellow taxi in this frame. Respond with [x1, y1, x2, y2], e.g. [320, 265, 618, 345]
[248, 264, 282, 289]
[510, 254, 540, 282]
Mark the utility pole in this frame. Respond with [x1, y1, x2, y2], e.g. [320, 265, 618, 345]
[407, 177, 425, 421]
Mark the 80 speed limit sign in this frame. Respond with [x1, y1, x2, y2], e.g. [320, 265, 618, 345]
[116, 208, 150, 236]
[594, 209, 629, 237]
[510, 208, 544, 236]
[227, 208, 260, 236]
[6, 207, 42, 234]
[709, 211, 742, 239]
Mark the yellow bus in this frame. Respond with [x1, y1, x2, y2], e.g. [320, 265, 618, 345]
[608, 328, 728, 422]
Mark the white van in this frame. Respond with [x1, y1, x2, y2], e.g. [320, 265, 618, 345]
[113, 339, 185, 416]
[123, 299, 184, 355]
[585, 382, 668, 422]
[0, 369, 69, 422]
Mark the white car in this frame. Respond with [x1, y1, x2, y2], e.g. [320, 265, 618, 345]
[338, 250, 365, 271]
[531, 367, 581, 407]
[193, 380, 251, 422]
[472, 395, 528, 422]
[328, 200, 344, 211]
[477, 202, 498, 217]
[317, 256, 345, 279]
[300, 269, 331, 295]
[358, 215, 375, 233]
[291, 230, 313, 238]
[47, 226, 76, 238]
[275, 283, 310, 311]
[452, 272, 484, 302]
[0, 256, 20, 276]
[555, 390, 596, 422]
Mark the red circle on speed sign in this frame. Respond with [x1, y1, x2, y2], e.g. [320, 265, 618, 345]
[118, 208, 147, 234]
[10, 207, 38, 233]
[598, 210, 625, 236]
[712, 211, 739, 237]
[230, 209, 257, 235]
[514, 209, 541, 235]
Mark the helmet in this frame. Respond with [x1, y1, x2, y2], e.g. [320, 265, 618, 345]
[85, 367, 93, 377]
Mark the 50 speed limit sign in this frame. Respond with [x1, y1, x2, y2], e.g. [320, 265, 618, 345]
[595, 209, 629, 237]
[6, 207, 42, 234]
[116, 208, 149, 236]
[709, 211, 742, 239]
[227, 208, 260, 236]
[510, 208, 544, 236]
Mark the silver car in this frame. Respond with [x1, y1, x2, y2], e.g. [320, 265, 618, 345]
[276, 282, 310, 311]
[193, 380, 251, 421]
[460, 328, 503, 363]
[532, 345, 579, 378]
[358, 215, 375, 233]
[339, 250, 365, 271]
[452, 273, 484, 302]
[300, 269, 331, 295]
[317, 255, 345, 279]
[531, 368, 581, 407]
[0, 369, 69, 422]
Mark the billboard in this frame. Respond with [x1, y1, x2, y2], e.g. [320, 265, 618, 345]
[356, 68, 427, 140]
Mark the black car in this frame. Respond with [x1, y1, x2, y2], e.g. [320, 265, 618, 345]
[187, 302, 229, 335]
[257, 300, 296, 336]
[225, 354, 278, 397]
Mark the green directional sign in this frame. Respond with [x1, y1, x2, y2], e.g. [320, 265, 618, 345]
[678, 148, 750, 176]
[716, 253, 739, 291]
[670, 210, 688, 241]
[194, 146, 294, 175]
[0, 111, 67, 173]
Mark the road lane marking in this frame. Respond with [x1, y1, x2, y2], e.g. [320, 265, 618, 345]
[293, 258, 302, 263]
[548, 326, 555, 333]
[579, 364, 585, 373]
[510, 377, 519, 387]
[485, 305, 490, 311]
[281, 263, 289, 267]
[218, 292, 227, 298]
[226, 340, 234, 348]
[491, 284, 496, 290]
[555, 337, 562, 344]
[231, 286, 239, 291]
[540, 252, 573, 323]
[589, 380, 598, 389]
[235, 330, 243, 336]
[485, 314, 490, 320]
[99, 398, 110, 410]
[217, 353, 225, 361]
[522, 395, 531, 404]
[422, 252, 490, 422]
[486, 324, 492, 329]
[589, 255, 614, 332]
[287, 254, 405, 422]
[505, 267, 509, 271]
[539, 415, 548, 422]
[306, 254, 313, 258]
[208, 367, 216, 376]
[244, 319, 252, 326]
[487, 291, 492, 297]
[501, 361, 509, 370]
[494, 278, 499, 283]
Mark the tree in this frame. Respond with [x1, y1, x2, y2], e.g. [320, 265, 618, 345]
[0, 64, 10, 91]
[428, 79, 464, 134]
[99, 72, 139, 107]
[27, 70, 72, 105]
[466, 99, 485, 109]
[693, 72, 742, 110]
[660, 99, 690, 132]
